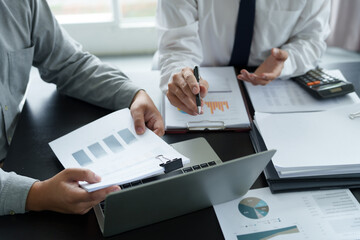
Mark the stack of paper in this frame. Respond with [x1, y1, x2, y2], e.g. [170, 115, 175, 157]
[255, 103, 360, 178]
[245, 69, 360, 191]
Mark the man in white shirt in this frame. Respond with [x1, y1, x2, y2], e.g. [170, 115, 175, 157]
[156, 0, 331, 115]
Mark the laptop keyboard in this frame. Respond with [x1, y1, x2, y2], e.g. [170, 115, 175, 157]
[100, 161, 217, 212]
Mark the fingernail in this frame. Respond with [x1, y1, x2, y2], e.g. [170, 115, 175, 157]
[136, 127, 144, 134]
[192, 87, 197, 94]
[110, 186, 120, 192]
[94, 174, 101, 182]
[273, 48, 279, 54]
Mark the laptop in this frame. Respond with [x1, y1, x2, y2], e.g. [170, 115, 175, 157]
[93, 137, 276, 237]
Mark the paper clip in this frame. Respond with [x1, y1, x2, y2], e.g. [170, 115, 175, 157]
[156, 155, 183, 173]
[348, 111, 360, 120]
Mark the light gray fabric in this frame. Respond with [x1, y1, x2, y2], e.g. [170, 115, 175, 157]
[0, 0, 141, 215]
[0, 169, 37, 215]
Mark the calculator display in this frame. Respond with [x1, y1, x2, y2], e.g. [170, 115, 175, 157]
[313, 82, 345, 91]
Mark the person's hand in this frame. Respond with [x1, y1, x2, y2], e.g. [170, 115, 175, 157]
[25, 168, 120, 214]
[167, 67, 209, 115]
[130, 90, 165, 136]
[237, 48, 288, 85]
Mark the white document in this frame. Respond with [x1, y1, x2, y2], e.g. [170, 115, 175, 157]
[254, 103, 360, 177]
[245, 70, 360, 113]
[214, 187, 360, 240]
[49, 108, 189, 192]
[163, 67, 250, 130]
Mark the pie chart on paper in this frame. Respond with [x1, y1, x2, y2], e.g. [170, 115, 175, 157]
[238, 197, 269, 219]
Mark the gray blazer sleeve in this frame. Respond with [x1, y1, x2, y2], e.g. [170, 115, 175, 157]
[0, 169, 37, 215]
[0, 0, 142, 216]
[31, 0, 141, 110]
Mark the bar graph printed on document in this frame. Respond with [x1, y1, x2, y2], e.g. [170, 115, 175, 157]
[164, 67, 251, 130]
[205, 101, 229, 114]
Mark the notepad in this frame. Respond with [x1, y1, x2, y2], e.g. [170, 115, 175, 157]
[49, 108, 189, 192]
[163, 67, 251, 131]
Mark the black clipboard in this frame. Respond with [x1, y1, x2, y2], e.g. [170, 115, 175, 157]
[162, 69, 253, 133]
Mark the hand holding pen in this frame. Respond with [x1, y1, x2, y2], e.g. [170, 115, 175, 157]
[166, 66, 209, 115]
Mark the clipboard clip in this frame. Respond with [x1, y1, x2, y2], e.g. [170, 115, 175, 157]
[157, 155, 183, 173]
[187, 120, 225, 131]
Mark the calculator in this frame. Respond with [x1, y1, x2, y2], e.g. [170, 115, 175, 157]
[291, 67, 354, 99]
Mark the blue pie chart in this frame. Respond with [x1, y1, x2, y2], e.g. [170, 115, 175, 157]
[238, 197, 269, 219]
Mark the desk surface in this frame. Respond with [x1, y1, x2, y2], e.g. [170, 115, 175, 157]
[2, 62, 360, 239]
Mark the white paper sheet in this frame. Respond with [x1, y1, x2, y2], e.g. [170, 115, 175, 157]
[214, 187, 360, 240]
[245, 70, 360, 113]
[49, 108, 189, 192]
[254, 103, 360, 177]
[164, 67, 250, 130]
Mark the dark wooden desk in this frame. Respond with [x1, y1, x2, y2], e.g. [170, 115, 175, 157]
[1, 72, 264, 239]
[2, 61, 360, 239]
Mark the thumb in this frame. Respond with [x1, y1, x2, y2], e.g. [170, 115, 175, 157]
[272, 48, 288, 61]
[62, 168, 101, 184]
[131, 107, 146, 135]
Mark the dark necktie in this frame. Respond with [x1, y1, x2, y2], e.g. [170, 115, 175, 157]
[229, 0, 256, 68]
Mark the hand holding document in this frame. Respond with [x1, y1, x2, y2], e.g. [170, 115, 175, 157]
[214, 187, 360, 240]
[49, 108, 189, 192]
[163, 67, 251, 131]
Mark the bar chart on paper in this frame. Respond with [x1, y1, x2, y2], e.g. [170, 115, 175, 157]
[204, 101, 229, 114]
[71, 128, 138, 167]
[177, 100, 231, 115]
[49, 109, 189, 191]
[163, 67, 251, 130]
[165, 91, 249, 130]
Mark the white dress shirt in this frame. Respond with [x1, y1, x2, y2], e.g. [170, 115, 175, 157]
[156, 0, 331, 93]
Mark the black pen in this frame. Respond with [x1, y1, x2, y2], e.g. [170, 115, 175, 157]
[193, 66, 202, 114]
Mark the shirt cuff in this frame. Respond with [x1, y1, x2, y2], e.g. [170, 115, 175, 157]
[0, 171, 37, 215]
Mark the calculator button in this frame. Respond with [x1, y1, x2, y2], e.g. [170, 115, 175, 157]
[307, 81, 320, 86]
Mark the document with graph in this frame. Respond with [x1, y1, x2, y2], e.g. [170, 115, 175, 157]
[214, 187, 360, 240]
[49, 108, 189, 192]
[163, 67, 251, 131]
